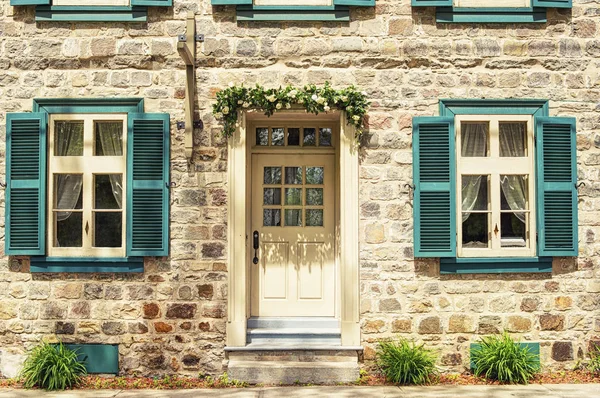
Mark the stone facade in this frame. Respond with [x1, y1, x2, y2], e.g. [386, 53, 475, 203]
[0, 0, 599, 378]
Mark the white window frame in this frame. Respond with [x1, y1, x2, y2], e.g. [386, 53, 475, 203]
[52, 0, 130, 6]
[456, 114, 536, 258]
[453, 0, 530, 7]
[47, 113, 127, 258]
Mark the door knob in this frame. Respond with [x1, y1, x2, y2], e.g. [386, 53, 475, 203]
[252, 230, 259, 264]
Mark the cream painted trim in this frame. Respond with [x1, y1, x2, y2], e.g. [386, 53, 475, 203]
[227, 111, 249, 347]
[454, 0, 529, 7]
[53, 0, 129, 5]
[255, 0, 331, 6]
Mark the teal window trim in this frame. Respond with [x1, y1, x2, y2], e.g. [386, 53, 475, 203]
[30, 97, 146, 273]
[436, 7, 547, 23]
[31, 257, 144, 273]
[35, 6, 147, 22]
[440, 257, 552, 274]
[439, 99, 549, 117]
[470, 343, 540, 370]
[235, 5, 350, 20]
[61, 344, 119, 374]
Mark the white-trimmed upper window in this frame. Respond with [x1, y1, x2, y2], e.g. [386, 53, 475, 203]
[453, 0, 530, 7]
[48, 114, 127, 257]
[52, 0, 129, 5]
[456, 115, 536, 258]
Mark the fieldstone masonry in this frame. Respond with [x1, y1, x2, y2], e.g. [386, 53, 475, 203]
[0, 0, 599, 378]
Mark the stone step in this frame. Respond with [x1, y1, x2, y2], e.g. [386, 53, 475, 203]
[226, 349, 359, 362]
[247, 317, 340, 329]
[246, 327, 341, 345]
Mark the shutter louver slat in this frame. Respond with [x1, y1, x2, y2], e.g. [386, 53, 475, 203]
[127, 113, 170, 257]
[413, 117, 456, 258]
[5, 113, 47, 255]
[536, 117, 578, 257]
[411, 0, 452, 6]
[532, 0, 571, 8]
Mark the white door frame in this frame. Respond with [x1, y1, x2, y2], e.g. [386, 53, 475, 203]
[226, 110, 360, 347]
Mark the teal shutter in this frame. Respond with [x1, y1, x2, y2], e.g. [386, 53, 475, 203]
[413, 117, 456, 258]
[127, 113, 170, 257]
[535, 117, 578, 257]
[412, 0, 452, 6]
[5, 113, 47, 256]
[131, 0, 172, 6]
[334, 0, 374, 6]
[532, 0, 571, 7]
[10, 0, 49, 5]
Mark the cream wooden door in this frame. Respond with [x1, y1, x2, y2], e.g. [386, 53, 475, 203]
[251, 154, 335, 317]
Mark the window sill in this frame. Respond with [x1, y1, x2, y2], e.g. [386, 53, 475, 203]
[440, 257, 552, 274]
[436, 7, 547, 23]
[30, 256, 144, 273]
[35, 6, 148, 22]
[235, 5, 350, 21]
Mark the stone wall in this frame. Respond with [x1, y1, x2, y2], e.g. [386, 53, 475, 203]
[0, 0, 599, 377]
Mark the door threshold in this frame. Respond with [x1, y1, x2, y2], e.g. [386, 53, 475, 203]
[225, 344, 363, 352]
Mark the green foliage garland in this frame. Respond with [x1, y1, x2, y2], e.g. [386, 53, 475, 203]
[212, 82, 369, 139]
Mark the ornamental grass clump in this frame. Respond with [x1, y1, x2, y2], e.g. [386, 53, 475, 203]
[376, 338, 438, 385]
[20, 341, 87, 391]
[588, 346, 600, 374]
[471, 332, 539, 384]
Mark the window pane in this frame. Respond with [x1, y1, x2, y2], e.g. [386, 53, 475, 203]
[462, 213, 489, 248]
[284, 209, 302, 226]
[54, 121, 83, 156]
[319, 128, 332, 146]
[263, 188, 281, 205]
[285, 167, 302, 184]
[499, 122, 527, 157]
[500, 175, 528, 211]
[272, 128, 284, 146]
[94, 212, 122, 247]
[288, 128, 300, 146]
[285, 188, 302, 205]
[501, 212, 527, 248]
[54, 174, 83, 210]
[306, 167, 324, 185]
[461, 122, 488, 157]
[461, 175, 488, 211]
[263, 209, 281, 227]
[306, 188, 323, 205]
[256, 127, 268, 146]
[303, 128, 316, 146]
[95, 121, 124, 156]
[264, 167, 282, 184]
[306, 209, 324, 226]
[95, 174, 122, 209]
[54, 212, 82, 247]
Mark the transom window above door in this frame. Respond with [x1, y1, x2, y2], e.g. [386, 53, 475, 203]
[255, 125, 334, 148]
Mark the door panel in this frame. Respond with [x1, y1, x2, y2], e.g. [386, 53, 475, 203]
[251, 154, 335, 317]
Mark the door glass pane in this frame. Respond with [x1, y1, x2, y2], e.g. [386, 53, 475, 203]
[306, 167, 324, 185]
[284, 188, 302, 205]
[306, 188, 323, 206]
[256, 127, 268, 146]
[306, 209, 323, 226]
[54, 174, 83, 209]
[54, 212, 82, 247]
[499, 122, 527, 157]
[272, 128, 284, 146]
[285, 167, 302, 184]
[288, 128, 300, 146]
[94, 212, 122, 247]
[95, 174, 122, 209]
[501, 212, 527, 248]
[95, 121, 124, 156]
[264, 167, 282, 184]
[500, 175, 528, 211]
[461, 175, 488, 211]
[54, 121, 84, 156]
[303, 128, 316, 146]
[461, 122, 488, 157]
[462, 213, 489, 248]
[319, 128, 332, 146]
[263, 209, 281, 227]
[284, 209, 302, 226]
[263, 188, 281, 205]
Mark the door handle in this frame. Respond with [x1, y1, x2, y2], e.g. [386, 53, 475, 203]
[252, 231, 259, 264]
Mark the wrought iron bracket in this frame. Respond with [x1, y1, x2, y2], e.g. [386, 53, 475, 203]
[177, 12, 199, 161]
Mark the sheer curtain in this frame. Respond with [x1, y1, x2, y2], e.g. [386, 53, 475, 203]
[97, 122, 124, 208]
[461, 124, 487, 222]
[55, 122, 83, 221]
[499, 124, 527, 222]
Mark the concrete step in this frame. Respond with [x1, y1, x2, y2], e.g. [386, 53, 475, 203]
[247, 317, 340, 329]
[246, 327, 341, 345]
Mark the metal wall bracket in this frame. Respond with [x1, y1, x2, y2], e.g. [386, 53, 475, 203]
[177, 12, 198, 161]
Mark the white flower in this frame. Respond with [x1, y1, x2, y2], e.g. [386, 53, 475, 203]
[228, 82, 234, 87]
[311, 94, 318, 101]
[267, 95, 276, 102]
[237, 100, 243, 105]
[215, 112, 223, 119]
[222, 106, 230, 115]
[287, 89, 298, 98]
[243, 102, 250, 108]
[298, 98, 304, 104]
[286, 103, 291, 109]
[324, 105, 330, 112]
[276, 103, 282, 110]
[316, 97, 325, 104]
[352, 115, 360, 121]
[346, 105, 353, 111]
[341, 95, 348, 102]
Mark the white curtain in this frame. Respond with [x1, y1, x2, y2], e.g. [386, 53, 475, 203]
[461, 124, 487, 222]
[97, 122, 124, 209]
[55, 122, 83, 221]
[499, 124, 527, 222]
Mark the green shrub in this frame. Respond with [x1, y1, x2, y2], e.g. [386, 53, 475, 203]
[20, 341, 87, 390]
[589, 346, 600, 374]
[471, 332, 539, 384]
[376, 338, 437, 385]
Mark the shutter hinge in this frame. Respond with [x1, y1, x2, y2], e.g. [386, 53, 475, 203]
[166, 182, 177, 189]
[0, 181, 6, 188]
